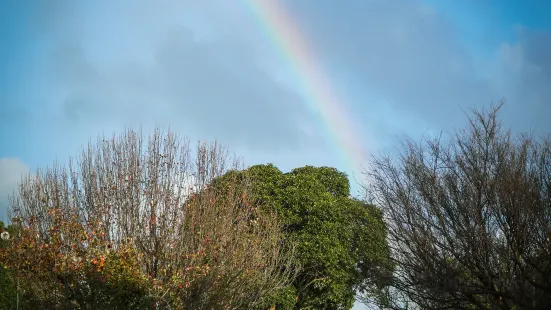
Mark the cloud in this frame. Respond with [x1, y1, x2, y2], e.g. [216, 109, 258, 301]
[492, 30, 551, 133]
[20, 0, 326, 157]
[292, 1, 491, 120]
[286, 0, 550, 144]
[0, 157, 30, 221]
[3, 0, 550, 197]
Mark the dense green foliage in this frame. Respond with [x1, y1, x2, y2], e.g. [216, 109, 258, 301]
[211, 164, 393, 309]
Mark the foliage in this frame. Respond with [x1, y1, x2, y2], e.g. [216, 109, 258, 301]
[0, 129, 295, 309]
[210, 164, 393, 309]
[0, 221, 17, 310]
[365, 103, 551, 309]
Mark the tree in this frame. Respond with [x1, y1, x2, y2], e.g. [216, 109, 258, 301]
[0, 221, 17, 310]
[209, 164, 392, 309]
[364, 103, 551, 309]
[0, 129, 295, 309]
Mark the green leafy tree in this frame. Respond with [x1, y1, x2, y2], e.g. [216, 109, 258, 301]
[209, 164, 393, 309]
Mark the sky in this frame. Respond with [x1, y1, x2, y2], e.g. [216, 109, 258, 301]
[0, 1, 550, 306]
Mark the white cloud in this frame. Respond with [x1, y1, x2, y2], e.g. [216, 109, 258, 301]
[0, 157, 30, 221]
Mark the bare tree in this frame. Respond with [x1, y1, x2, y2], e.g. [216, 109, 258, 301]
[1, 128, 295, 309]
[364, 103, 551, 309]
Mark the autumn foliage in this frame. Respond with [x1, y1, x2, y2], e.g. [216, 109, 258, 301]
[0, 129, 295, 309]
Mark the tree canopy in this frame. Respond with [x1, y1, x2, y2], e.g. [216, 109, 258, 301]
[365, 103, 551, 309]
[0, 129, 295, 309]
[209, 164, 393, 309]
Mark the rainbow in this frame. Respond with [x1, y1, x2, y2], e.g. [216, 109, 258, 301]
[244, 0, 368, 172]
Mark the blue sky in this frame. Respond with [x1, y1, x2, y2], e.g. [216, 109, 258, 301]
[1, 0, 550, 307]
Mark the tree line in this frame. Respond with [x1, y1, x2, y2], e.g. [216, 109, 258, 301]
[1, 103, 550, 309]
